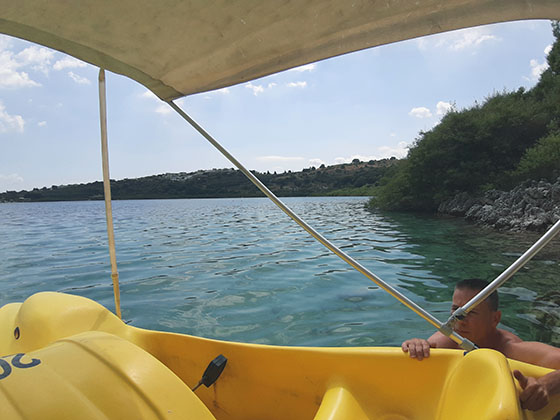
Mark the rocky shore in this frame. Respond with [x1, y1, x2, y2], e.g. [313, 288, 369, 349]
[438, 178, 560, 231]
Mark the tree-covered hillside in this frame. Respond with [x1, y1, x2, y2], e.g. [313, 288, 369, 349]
[0, 159, 396, 202]
[369, 22, 560, 212]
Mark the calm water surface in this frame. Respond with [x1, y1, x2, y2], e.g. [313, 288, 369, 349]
[1, 197, 559, 347]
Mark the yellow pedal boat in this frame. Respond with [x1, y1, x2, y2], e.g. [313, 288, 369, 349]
[1, 1, 560, 419]
[1, 292, 559, 419]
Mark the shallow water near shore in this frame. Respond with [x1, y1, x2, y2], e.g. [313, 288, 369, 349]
[1, 197, 559, 347]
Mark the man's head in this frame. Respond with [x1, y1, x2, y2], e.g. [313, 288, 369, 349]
[451, 278, 501, 346]
[455, 278, 499, 310]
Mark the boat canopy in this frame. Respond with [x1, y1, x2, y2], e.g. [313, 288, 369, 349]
[1, 0, 558, 101]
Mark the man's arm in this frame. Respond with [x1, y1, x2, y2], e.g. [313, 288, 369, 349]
[507, 341, 560, 411]
[506, 341, 560, 369]
[401, 331, 459, 360]
[514, 369, 560, 411]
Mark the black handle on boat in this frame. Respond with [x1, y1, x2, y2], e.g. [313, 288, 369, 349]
[192, 354, 228, 392]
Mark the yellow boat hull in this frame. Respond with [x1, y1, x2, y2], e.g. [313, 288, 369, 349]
[0, 292, 558, 419]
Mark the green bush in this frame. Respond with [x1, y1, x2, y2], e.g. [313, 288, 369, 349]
[512, 133, 560, 182]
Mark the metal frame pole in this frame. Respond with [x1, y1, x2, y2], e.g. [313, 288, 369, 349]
[167, 100, 476, 351]
[445, 218, 560, 328]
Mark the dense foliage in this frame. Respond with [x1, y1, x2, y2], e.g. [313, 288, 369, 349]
[0, 160, 395, 202]
[370, 22, 560, 212]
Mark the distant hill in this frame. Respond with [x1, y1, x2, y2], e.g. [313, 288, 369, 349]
[0, 159, 397, 202]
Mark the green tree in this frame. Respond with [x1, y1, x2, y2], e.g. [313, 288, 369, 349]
[512, 133, 560, 182]
[370, 22, 560, 212]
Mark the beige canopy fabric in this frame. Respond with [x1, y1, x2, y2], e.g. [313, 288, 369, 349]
[0, 1, 558, 100]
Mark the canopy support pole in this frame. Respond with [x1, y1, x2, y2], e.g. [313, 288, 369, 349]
[445, 217, 560, 328]
[99, 69, 122, 319]
[166, 99, 475, 351]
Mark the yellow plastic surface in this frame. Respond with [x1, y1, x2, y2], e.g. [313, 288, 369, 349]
[314, 387, 370, 420]
[1, 292, 559, 420]
[0, 330, 216, 419]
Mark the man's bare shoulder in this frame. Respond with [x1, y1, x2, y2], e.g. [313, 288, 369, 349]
[498, 328, 523, 345]
[502, 336, 560, 369]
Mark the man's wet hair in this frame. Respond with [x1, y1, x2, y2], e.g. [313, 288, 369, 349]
[455, 278, 499, 311]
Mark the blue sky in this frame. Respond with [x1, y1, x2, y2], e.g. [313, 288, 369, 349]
[0, 20, 555, 193]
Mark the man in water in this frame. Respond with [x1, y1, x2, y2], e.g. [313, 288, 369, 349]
[401, 278, 560, 412]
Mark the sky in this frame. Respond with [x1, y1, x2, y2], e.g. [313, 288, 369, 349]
[0, 20, 556, 193]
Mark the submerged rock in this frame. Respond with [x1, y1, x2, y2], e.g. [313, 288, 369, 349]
[438, 177, 560, 231]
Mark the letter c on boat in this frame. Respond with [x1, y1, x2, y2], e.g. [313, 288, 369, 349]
[11, 353, 41, 369]
[0, 359, 12, 380]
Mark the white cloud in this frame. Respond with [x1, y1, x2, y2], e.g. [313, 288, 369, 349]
[436, 101, 453, 116]
[16, 46, 54, 74]
[418, 27, 499, 52]
[377, 141, 409, 159]
[0, 173, 24, 191]
[244, 81, 281, 96]
[38, 121, 47, 127]
[245, 82, 265, 96]
[0, 49, 41, 88]
[350, 154, 377, 162]
[334, 154, 376, 164]
[202, 87, 231, 99]
[140, 89, 175, 114]
[0, 101, 25, 133]
[214, 87, 231, 94]
[286, 81, 307, 88]
[53, 56, 87, 71]
[308, 158, 325, 167]
[529, 59, 549, 80]
[141, 90, 158, 99]
[333, 143, 410, 164]
[450, 33, 497, 51]
[290, 63, 316, 72]
[155, 104, 172, 115]
[409, 107, 432, 118]
[0, 42, 86, 89]
[68, 71, 91, 84]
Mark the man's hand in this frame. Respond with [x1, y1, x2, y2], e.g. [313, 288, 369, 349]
[401, 338, 431, 361]
[514, 369, 549, 411]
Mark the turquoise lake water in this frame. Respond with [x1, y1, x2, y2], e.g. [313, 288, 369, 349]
[1, 197, 559, 347]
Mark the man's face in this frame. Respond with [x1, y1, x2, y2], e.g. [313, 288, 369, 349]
[451, 287, 501, 346]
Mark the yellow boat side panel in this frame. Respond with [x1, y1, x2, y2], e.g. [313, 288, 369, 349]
[0, 331, 216, 420]
[2, 292, 559, 420]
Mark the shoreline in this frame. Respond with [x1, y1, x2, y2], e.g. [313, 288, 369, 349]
[438, 177, 560, 232]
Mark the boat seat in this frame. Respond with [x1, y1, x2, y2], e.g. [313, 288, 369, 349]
[0, 331, 216, 419]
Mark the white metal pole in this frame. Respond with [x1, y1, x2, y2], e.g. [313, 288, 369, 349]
[166, 99, 476, 351]
[446, 217, 560, 326]
[99, 68, 122, 319]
